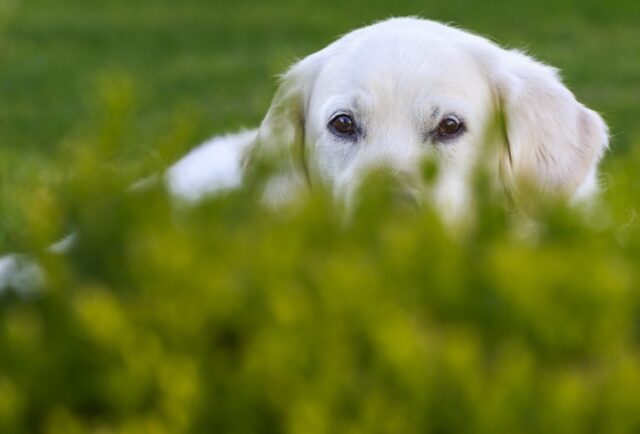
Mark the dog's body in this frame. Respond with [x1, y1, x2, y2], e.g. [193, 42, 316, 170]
[167, 17, 608, 218]
[167, 129, 257, 202]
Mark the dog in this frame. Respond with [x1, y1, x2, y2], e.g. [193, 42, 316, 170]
[168, 16, 608, 218]
[0, 17, 610, 292]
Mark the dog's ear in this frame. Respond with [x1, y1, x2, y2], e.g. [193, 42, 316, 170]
[491, 50, 608, 203]
[253, 49, 330, 194]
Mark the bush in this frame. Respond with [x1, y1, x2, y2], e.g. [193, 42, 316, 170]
[1, 87, 640, 434]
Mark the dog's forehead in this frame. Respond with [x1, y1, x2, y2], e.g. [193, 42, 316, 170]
[317, 21, 485, 97]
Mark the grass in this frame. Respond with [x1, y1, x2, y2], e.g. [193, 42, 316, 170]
[1, 0, 639, 154]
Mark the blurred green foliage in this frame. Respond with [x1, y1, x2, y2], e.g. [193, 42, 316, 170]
[1, 76, 640, 434]
[2, 0, 640, 432]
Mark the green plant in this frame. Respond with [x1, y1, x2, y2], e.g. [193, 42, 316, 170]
[1, 88, 639, 434]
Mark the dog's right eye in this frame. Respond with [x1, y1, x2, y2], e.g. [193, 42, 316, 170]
[435, 115, 465, 140]
[329, 114, 356, 136]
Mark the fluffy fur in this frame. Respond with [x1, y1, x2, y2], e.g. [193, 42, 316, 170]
[168, 17, 608, 218]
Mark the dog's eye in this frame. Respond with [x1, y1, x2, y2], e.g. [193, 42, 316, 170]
[436, 115, 464, 138]
[329, 114, 356, 135]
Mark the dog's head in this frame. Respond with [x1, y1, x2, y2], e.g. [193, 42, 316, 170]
[254, 17, 608, 217]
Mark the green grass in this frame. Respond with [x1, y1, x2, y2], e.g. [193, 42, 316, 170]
[1, 0, 639, 155]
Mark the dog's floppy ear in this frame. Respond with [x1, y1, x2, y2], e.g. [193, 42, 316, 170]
[253, 49, 330, 195]
[491, 50, 608, 203]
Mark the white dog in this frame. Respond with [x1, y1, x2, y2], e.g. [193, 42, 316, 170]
[0, 17, 609, 291]
[168, 16, 608, 218]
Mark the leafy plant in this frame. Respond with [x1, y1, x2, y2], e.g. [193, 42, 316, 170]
[1, 84, 639, 434]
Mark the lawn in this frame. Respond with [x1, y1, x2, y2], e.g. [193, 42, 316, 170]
[2, 0, 639, 154]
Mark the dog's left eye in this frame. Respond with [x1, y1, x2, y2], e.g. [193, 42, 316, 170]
[329, 114, 356, 136]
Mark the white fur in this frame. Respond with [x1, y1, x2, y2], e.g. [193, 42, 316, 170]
[169, 17, 608, 217]
[166, 129, 257, 202]
[0, 254, 43, 295]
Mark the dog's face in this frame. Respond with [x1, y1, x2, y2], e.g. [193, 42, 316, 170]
[256, 18, 608, 217]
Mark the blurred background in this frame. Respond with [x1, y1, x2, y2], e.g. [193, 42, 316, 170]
[1, 0, 639, 156]
[1, 1, 640, 433]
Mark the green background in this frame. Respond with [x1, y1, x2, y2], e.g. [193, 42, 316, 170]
[1, 0, 639, 157]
